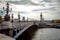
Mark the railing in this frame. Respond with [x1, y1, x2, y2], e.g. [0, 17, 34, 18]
[14, 24, 33, 39]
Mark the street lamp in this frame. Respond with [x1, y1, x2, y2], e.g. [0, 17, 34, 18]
[18, 12, 20, 23]
[17, 12, 21, 32]
[11, 14, 13, 23]
[3, 2, 12, 21]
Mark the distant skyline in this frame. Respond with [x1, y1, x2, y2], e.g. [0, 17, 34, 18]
[0, 0, 60, 20]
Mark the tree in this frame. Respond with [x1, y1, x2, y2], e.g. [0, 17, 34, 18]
[0, 16, 3, 24]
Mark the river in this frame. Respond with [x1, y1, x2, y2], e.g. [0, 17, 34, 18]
[32, 28, 60, 40]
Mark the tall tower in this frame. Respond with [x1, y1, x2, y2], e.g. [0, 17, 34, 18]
[3, 2, 10, 21]
[40, 12, 44, 23]
[40, 12, 43, 22]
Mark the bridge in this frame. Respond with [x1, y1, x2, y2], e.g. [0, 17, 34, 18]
[13, 21, 57, 40]
[0, 20, 39, 40]
[13, 21, 60, 40]
[13, 21, 34, 38]
[0, 20, 60, 40]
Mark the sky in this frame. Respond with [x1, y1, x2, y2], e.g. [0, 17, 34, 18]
[0, 0, 60, 20]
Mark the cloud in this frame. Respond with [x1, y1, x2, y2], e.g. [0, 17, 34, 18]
[43, 0, 52, 3]
[0, 0, 21, 1]
[43, 0, 60, 3]
[32, 6, 58, 12]
[5, 0, 45, 6]
[7, 0, 39, 5]
[0, 0, 60, 20]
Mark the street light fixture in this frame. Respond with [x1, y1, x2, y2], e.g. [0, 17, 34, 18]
[3, 2, 12, 21]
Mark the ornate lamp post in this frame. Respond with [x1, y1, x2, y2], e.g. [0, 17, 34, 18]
[18, 12, 20, 22]
[23, 17, 25, 22]
[27, 17, 28, 22]
[17, 12, 21, 32]
[11, 14, 13, 23]
[3, 2, 12, 21]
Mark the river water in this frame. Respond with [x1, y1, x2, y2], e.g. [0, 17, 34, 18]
[32, 28, 60, 40]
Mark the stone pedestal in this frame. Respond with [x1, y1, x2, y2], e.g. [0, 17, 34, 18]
[4, 14, 10, 21]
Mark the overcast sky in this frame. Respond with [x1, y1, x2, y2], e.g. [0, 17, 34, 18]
[0, 0, 60, 20]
